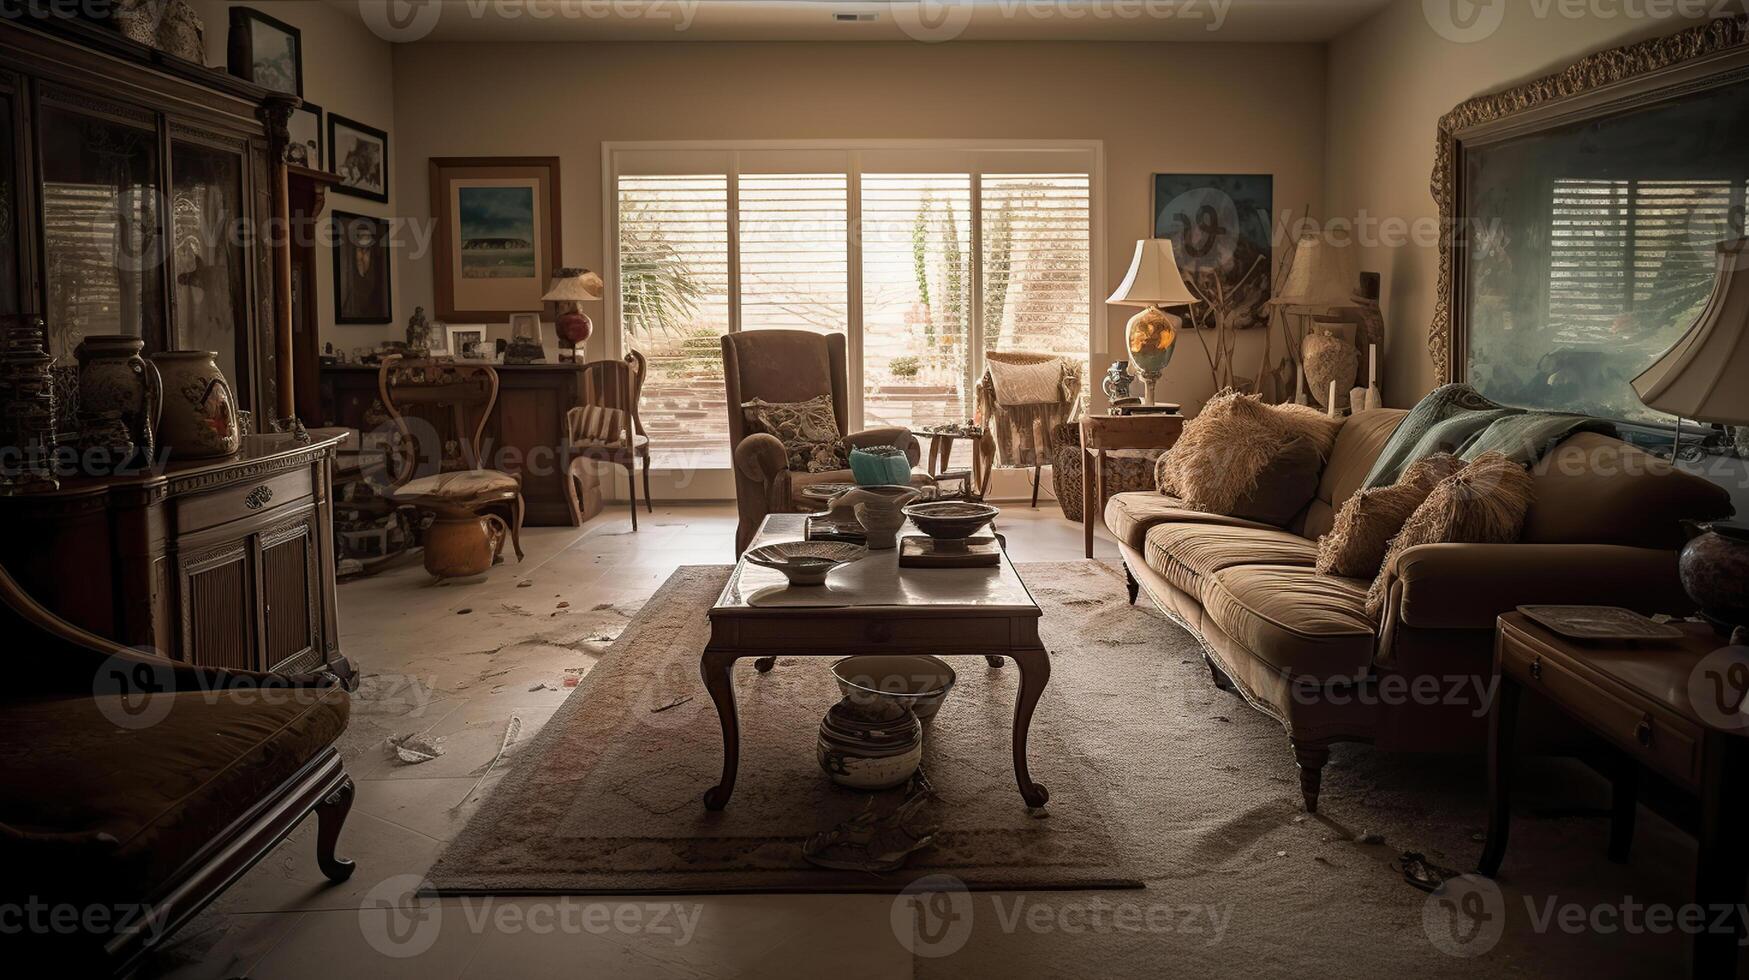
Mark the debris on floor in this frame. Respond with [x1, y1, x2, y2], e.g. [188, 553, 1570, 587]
[803, 770, 938, 872]
[1393, 850, 1462, 893]
[517, 580, 533, 588]
[457, 607, 472, 615]
[452, 716, 522, 811]
[386, 732, 446, 765]
[652, 695, 691, 713]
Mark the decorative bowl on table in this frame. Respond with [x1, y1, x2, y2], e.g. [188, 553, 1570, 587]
[901, 501, 999, 541]
[832, 654, 957, 721]
[744, 541, 867, 586]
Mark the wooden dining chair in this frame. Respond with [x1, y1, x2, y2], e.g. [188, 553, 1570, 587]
[566, 349, 652, 530]
[377, 356, 524, 570]
[976, 351, 1083, 508]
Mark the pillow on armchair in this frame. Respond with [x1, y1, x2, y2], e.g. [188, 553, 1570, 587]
[1155, 390, 1343, 525]
[743, 395, 848, 473]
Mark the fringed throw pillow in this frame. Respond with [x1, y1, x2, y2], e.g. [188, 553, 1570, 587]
[1317, 453, 1463, 578]
[1364, 451, 1536, 617]
[1155, 390, 1344, 522]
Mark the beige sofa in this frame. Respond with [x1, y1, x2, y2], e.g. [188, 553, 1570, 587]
[1104, 408, 1733, 811]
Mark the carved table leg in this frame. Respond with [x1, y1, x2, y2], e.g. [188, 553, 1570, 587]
[701, 650, 741, 810]
[1478, 673, 1521, 876]
[1009, 646, 1052, 807]
[985, 656, 1005, 669]
[754, 656, 777, 673]
[315, 776, 357, 882]
[1124, 563, 1139, 605]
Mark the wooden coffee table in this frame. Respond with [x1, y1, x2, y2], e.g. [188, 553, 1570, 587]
[701, 513, 1050, 810]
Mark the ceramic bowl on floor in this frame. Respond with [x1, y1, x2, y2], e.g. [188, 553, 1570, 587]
[744, 541, 868, 586]
[831, 654, 957, 721]
[902, 501, 999, 540]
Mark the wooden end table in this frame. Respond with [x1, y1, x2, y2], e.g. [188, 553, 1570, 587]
[700, 513, 1050, 811]
[912, 427, 991, 500]
[1482, 612, 1749, 978]
[1078, 413, 1185, 558]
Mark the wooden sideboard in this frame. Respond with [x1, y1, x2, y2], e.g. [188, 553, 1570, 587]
[0, 434, 347, 678]
[320, 362, 584, 526]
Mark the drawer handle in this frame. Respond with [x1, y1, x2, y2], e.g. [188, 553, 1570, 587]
[1529, 656, 1542, 681]
[1636, 714, 1654, 748]
[244, 485, 274, 509]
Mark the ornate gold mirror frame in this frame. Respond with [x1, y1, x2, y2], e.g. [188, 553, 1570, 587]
[1429, 16, 1749, 382]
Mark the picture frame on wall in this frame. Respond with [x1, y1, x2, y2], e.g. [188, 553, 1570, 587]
[329, 114, 389, 203]
[286, 102, 322, 169]
[227, 7, 303, 97]
[430, 157, 562, 322]
[1151, 173, 1275, 331]
[332, 211, 392, 325]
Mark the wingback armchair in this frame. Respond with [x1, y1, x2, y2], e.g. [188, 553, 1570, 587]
[723, 330, 925, 554]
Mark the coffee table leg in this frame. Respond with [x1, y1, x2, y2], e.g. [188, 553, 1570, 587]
[1009, 646, 1051, 807]
[701, 650, 740, 810]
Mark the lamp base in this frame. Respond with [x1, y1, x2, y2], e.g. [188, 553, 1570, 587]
[1125, 305, 1178, 407]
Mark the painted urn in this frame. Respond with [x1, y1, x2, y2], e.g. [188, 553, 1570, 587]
[151, 350, 241, 459]
[1680, 521, 1749, 633]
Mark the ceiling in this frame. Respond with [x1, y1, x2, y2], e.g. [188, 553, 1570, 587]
[343, 0, 1397, 44]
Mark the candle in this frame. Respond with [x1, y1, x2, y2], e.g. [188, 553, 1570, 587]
[1328, 380, 1339, 418]
[1368, 344, 1378, 387]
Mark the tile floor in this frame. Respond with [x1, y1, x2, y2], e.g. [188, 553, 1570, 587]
[143, 502, 1119, 979]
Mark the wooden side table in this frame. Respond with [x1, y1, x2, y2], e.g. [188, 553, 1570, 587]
[912, 427, 990, 500]
[1482, 612, 1749, 979]
[1078, 413, 1184, 558]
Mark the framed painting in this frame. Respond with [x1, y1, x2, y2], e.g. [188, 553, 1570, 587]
[226, 7, 302, 97]
[329, 114, 388, 203]
[332, 211, 392, 324]
[430, 157, 562, 322]
[1151, 173, 1274, 330]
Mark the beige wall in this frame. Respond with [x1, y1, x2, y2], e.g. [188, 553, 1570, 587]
[388, 40, 1327, 416]
[1324, 0, 1714, 406]
[188, 0, 399, 346]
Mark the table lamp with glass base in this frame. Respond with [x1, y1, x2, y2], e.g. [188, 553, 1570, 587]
[1107, 240, 1197, 406]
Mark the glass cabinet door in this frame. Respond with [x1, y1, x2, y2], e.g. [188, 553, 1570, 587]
[38, 103, 164, 362]
[170, 140, 247, 397]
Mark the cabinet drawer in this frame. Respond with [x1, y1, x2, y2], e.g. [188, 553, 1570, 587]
[1507, 646, 1702, 790]
[175, 467, 313, 534]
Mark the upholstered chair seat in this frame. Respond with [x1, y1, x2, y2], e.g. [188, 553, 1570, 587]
[393, 468, 522, 502]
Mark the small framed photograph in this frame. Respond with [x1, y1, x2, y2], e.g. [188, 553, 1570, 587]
[227, 7, 303, 97]
[447, 325, 487, 359]
[329, 114, 389, 203]
[332, 211, 392, 324]
[286, 102, 321, 169]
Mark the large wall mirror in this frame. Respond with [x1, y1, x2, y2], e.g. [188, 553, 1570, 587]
[1434, 17, 1749, 435]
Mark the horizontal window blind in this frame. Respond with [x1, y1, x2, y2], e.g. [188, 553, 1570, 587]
[981, 174, 1091, 374]
[738, 173, 847, 333]
[617, 175, 732, 468]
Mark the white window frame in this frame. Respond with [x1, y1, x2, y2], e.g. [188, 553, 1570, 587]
[602, 139, 1105, 449]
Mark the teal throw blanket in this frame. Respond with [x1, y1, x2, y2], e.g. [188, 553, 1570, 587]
[1361, 384, 1617, 489]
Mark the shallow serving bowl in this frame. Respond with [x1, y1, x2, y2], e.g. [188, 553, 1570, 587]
[831, 654, 958, 721]
[744, 541, 868, 586]
[901, 501, 999, 540]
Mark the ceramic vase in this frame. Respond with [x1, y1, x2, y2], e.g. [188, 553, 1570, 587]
[817, 696, 923, 791]
[1302, 329, 1359, 412]
[837, 485, 921, 549]
[151, 350, 240, 459]
[423, 512, 508, 579]
[1680, 520, 1749, 632]
[75, 334, 160, 461]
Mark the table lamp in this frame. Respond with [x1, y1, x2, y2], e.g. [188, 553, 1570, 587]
[1271, 234, 1360, 405]
[542, 267, 605, 362]
[1631, 239, 1749, 636]
[1107, 239, 1197, 405]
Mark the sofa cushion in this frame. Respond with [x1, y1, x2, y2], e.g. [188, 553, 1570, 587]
[1144, 523, 1320, 598]
[1203, 565, 1377, 677]
[1316, 453, 1464, 578]
[1103, 491, 1277, 551]
[1299, 408, 1409, 540]
[0, 685, 349, 905]
[1522, 431, 1734, 549]
[1228, 436, 1326, 528]
[1157, 391, 1343, 514]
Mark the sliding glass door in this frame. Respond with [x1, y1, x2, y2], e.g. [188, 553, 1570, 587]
[610, 144, 1097, 470]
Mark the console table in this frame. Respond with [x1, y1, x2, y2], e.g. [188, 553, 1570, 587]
[1482, 613, 1749, 978]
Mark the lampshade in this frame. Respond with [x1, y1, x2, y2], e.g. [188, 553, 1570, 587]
[541, 267, 605, 303]
[1272, 235, 1359, 307]
[1632, 240, 1749, 425]
[1107, 240, 1199, 308]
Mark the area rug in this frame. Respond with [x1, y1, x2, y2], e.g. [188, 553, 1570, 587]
[428, 560, 1165, 894]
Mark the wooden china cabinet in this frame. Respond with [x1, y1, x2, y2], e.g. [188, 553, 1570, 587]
[0, 16, 348, 678]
